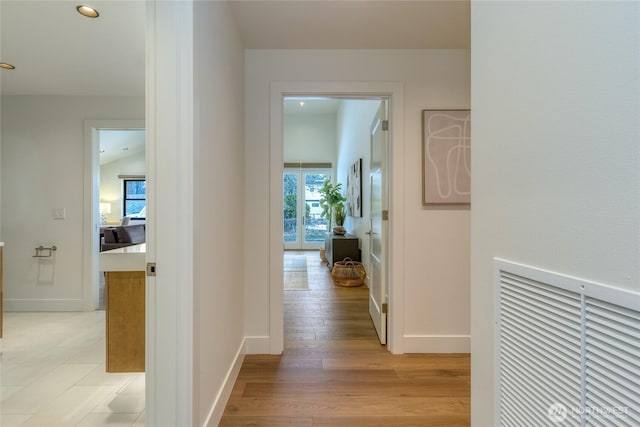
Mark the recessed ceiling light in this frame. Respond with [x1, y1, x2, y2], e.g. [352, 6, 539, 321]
[76, 5, 99, 18]
[0, 63, 15, 70]
[299, 101, 305, 107]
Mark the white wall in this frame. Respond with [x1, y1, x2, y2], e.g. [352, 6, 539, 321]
[1, 95, 144, 311]
[100, 150, 145, 223]
[336, 99, 381, 279]
[244, 49, 470, 353]
[192, 2, 246, 425]
[284, 113, 336, 164]
[471, 2, 640, 425]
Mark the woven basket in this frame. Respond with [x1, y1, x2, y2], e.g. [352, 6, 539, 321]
[331, 258, 366, 287]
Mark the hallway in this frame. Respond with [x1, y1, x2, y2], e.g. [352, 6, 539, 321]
[220, 251, 470, 426]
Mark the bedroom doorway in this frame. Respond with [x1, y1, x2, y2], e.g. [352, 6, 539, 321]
[269, 81, 404, 354]
[84, 120, 145, 311]
[280, 94, 388, 348]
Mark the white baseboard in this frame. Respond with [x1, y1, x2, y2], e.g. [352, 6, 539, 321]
[244, 336, 271, 354]
[244, 334, 469, 354]
[203, 338, 246, 427]
[4, 299, 84, 312]
[402, 334, 471, 353]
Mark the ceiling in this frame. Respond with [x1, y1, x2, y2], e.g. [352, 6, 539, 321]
[0, 0, 469, 96]
[99, 129, 146, 165]
[230, 0, 470, 50]
[0, 0, 146, 96]
[284, 97, 343, 115]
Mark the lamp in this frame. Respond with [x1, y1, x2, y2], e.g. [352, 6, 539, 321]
[99, 202, 111, 225]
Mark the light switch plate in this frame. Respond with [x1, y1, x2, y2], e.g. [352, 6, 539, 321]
[52, 208, 66, 219]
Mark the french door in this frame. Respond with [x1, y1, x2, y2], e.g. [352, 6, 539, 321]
[283, 169, 331, 250]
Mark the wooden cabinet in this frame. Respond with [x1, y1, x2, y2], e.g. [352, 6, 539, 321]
[105, 271, 145, 372]
[324, 233, 360, 269]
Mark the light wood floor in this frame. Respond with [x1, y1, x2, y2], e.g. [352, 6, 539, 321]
[220, 251, 470, 426]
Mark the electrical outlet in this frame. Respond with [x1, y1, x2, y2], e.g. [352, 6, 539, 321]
[52, 208, 66, 220]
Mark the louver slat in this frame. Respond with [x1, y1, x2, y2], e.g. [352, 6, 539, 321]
[497, 265, 582, 426]
[495, 259, 640, 427]
[585, 298, 640, 426]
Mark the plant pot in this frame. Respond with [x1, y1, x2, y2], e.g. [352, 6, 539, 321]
[333, 226, 346, 235]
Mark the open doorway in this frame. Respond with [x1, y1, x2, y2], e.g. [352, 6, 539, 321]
[281, 96, 388, 346]
[266, 81, 405, 355]
[84, 121, 146, 311]
[96, 128, 146, 309]
[82, 121, 147, 423]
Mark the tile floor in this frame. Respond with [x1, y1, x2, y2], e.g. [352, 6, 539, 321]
[1, 311, 145, 426]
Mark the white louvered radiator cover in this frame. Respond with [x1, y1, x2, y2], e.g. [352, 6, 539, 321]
[494, 258, 640, 426]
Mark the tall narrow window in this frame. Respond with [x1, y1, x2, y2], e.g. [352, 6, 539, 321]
[123, 179, 146, 218]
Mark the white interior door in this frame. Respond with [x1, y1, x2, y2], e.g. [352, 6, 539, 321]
[284, 169, 330, 250]
[369, 101, 388, 344]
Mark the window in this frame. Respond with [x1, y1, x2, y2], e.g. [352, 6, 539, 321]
[123, 179, 146, 218]
[283, 169, 331, 249]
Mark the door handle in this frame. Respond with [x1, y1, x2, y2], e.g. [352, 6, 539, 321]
[365, 231, 376, 235]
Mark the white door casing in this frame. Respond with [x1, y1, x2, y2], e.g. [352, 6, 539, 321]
[145, 1, 194, 425]
[368, 101, 388, 345]
[269, 81, 405, 355]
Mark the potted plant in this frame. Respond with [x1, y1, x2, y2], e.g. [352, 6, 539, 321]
[333, 204, 347, 235]
[318, 178, 347, 233]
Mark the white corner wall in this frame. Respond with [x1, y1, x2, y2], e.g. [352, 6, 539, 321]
[284, 113, 336, 164]
[0, 95, 144, 311]
[192, 1, 246, 425]
[471, 2, 640, 425]
[100, 150, 146, 223]
[244, 49, 471, 353]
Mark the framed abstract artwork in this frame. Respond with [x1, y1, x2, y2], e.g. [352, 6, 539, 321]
[422, 110, 471, 205]
[346, 158, 362, 217]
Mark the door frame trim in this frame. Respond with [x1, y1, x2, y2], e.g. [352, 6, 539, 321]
[270, 81, 406, 354]
[145, 1, 194, 425]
